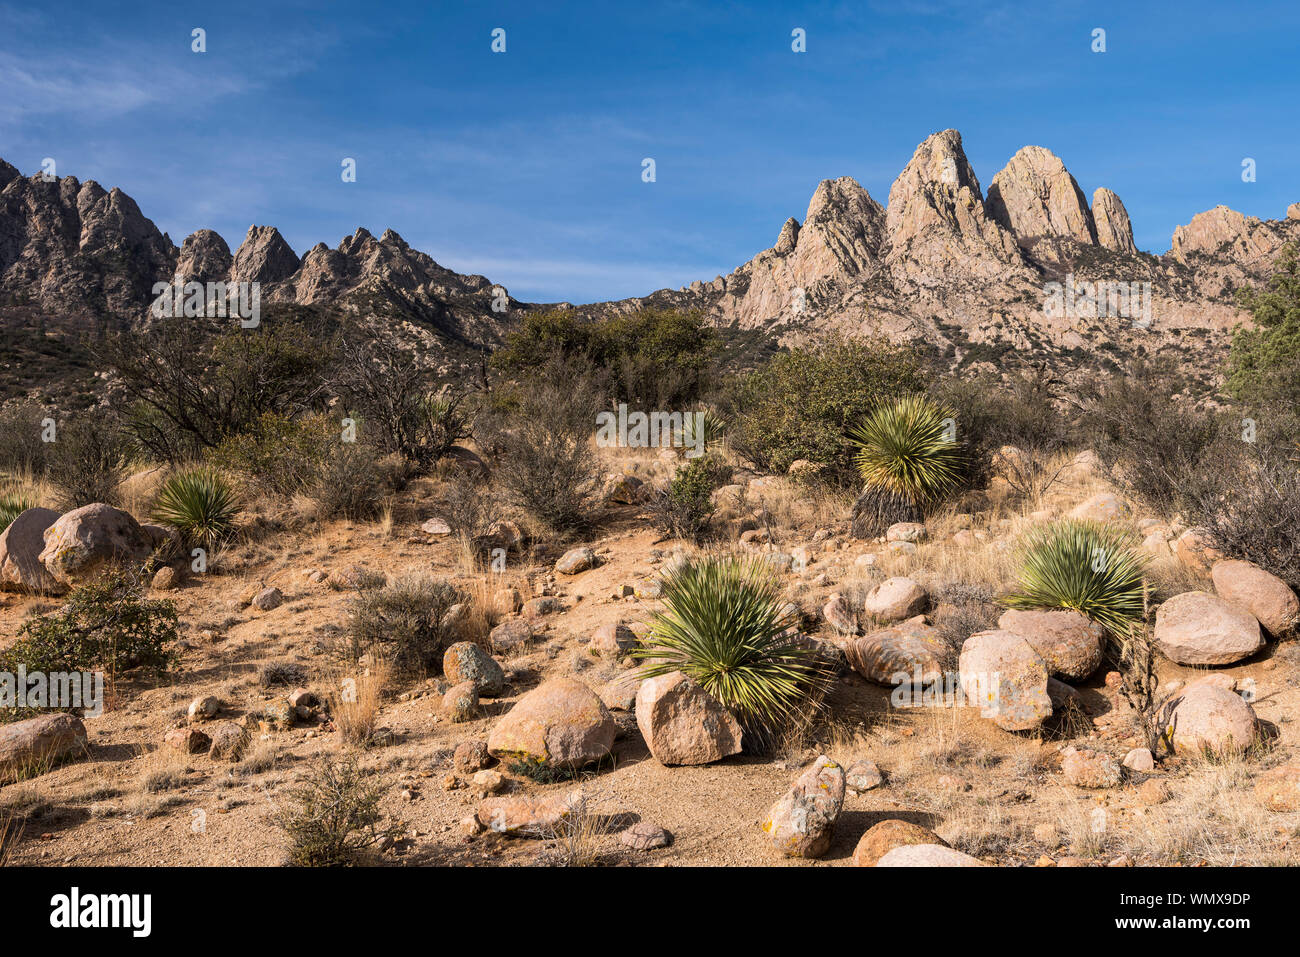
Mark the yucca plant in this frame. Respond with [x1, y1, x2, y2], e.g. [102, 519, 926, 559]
[635, 554, 830, 744]
[848, 394, 965, 536]
[1001, 519, 1149, 637]
[0, 490, 37, 532]
[151, 468, 240, 551]
[682, 408, 728, 455]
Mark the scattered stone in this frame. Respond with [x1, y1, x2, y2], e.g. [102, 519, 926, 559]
[443, 642, 506, 697]
[495, 588, 523, 614]
[846, 621, 946, 686]
[164, 727, 211, 754]
[886, 522, 926, 543]
[589, 621, 637, 657]
[596, 673, 640, 711]
[845, 759, 883, 794]
[822, 593, 858, 634]
[0, 507, 62, 594]
[1062, 747, 1122, 788]
[851, 819, 947, 867]
[420, 518, 451, 536]
[997, 608, 1105, 681]
[1166, 677, 1258, 755]
[187, 696, 220, 722]
[1137, 779, 1171, 806]
[555, 547, 597, 575]
[1174, 528, 1223, 573]
[523, 596, 560, 618]
[1068, 492, 1129, 522]
[151, 565, 178, 591]
[635, 671, 743, 766]
[863, 576, 928, 622]
[877, 844, 987, 867]
[1154, 591, 1263, 666]
[959, 630, 1052, 731]
[621, 821, 672, 850]
[476, 791, 581, 837]
[486, 678, 616, 770]
[453, 740, 492, 773]
[208, 722, 248, 761]
[0, 713, 88, 780]
[38, 503, 153, 586]
[1122, 747, 1155, 772]
[471, 769, 504, 796]
[287, 688, 317, 710]
[762, 755, 845, 858]
[250, 586, 284, 612]
[1211, 559, 1300, 636]
[443, 682, 480, 723]
[1254, 765, 1300, 812]
[489, 618, 534, 653]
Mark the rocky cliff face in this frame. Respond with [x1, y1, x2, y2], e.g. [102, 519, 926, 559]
[2, 130, 1297, 389]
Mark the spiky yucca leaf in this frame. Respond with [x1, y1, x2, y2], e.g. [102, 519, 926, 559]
[1001, 519, 1149, 637]
[635, 554, 829, 739]
[849, 395, 964, 509]
[682, 408, 728, 454]
[151, 468, 240, 550]
[0, 491, 36, 532]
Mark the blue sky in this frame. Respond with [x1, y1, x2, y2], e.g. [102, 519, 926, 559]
[2, 1, 1297, 303]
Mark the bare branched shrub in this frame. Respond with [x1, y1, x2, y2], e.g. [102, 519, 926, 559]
[347, 575, 462, 676]
[277, 756, 403, 866]
[44, 418, 129, 509]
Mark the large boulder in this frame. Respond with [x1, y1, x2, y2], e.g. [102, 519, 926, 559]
[0, 713, 88, 780]
[761, 755, 845, 858]
[635, 671, 743, 766]
[996, 608, 1105, 681]
[443, 641, 506, 697]
[1068, 492, 1129, 522]
[877, 844, 987, 866]
[0, 507, 63, 594]
[863, 577, 928, 622]
[1154, 591, 1263, 666]
[487, 678, 615, 770]
[1165, 678, 1257, 756]
[38, 503, 153, 586]
[851, 819, 947, 867]
[1212, 560, 1299, 637]
[959, 630, 1052, 731]
[845, 621, 946, 686]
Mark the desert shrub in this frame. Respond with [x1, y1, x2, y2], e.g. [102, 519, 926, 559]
[725, 336, 925, 482]
[848, 394, 965, 537]
[0, 571, 178, 720]
[1226, 243, 1300, 426]
[931, 582, 999, 668]
[346, 575, 462, 676]
[494, 308, 719, 408]
[934, 366, 1070, 500]
[210, 412, 336, 496]
[309, 443, 386, 520]
[259, 661, 308, 688]
[43, 418, 129, 509]
[1001, 519, 1148, 637]
[277, 757, 403, 866]
[151, 468, 240, 550]
[332, 321, 472, 469]
[1184, 444, 1300, 592]
[1073, 362, 1225, 517]
[0, 401, 50, 479]
[635, 554, 831, 745]
[0, 490, 37, 532]
[494, 374, 601, 533]
[101, 308, 334, 463]
[648, 455, 719, 543]
[681, 407, 728, 458]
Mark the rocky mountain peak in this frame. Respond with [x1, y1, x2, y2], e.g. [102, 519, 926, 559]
[985, 145, 1096, 247]
[0, 159, 18, 191]
[231, 225, 300, 284]
[176, 229, 233, 284]
[884, 129, 1026, 286]
[774, 217, 799, 255]
[1091, 188, 1136, 254]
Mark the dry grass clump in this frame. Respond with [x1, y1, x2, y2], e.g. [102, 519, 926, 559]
[323, 657, 390, 747]
[544, 791, 616, 867]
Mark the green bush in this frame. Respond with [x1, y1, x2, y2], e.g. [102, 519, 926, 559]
[0, 570, 179, 721]
[309, 443, 387, 520]
[649, 455, 720, 543]
[151, 468, 241, 550]
[1001, 519, 1149, 637]
[725, 337, 925, 482]
[848, 394, 965, 536]
[635, 555, 830, 744]
[346, 575, 463, 676]
[210, 412, 336, 496]
[494, 308, 719, 408]
[1226, 243, 1300, 427]
[277, 757, 403, 866]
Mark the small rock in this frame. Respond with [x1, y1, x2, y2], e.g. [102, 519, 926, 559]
[620, 821, 672, 850]
[845, 759, 883, 793]
[555, 547, 597, 575]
